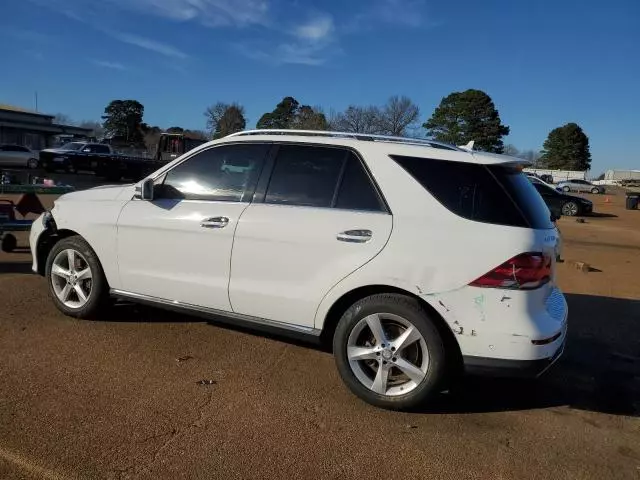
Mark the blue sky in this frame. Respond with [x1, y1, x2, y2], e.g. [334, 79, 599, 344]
[1, 0, 638, 174]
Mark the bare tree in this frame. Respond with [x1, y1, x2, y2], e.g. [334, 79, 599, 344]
[54, 113, 75, 125]
[78, 120, 105, 139]
[204, 102, 246, 138]
[504, 144, 520, 156]
[330, 105, 383, 134]
[378, 96, 420, 136]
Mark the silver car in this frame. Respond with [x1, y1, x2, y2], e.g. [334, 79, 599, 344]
[0, 144, 39, 169]
[556, 179, 604, 194]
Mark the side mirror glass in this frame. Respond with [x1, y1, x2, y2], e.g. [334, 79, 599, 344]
[135, 178, 154, 200]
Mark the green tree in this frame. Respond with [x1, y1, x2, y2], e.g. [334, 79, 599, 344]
[101, 100, 145, 143]
[424, 89, 510, 153]
[204, 102, 247, 139]
[166, 126, 184, 133]
[290, 105, 328, 130]
[256, 97, 300, 129]
[539, 123, 591, 170]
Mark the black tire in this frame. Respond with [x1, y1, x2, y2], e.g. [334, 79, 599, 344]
[591, 187, 599, 194]
[562, 186, 571, 193]
[1, 234, 17, 253]
[562, 201, 579, 217]
[45, 235, 109, 319]
[27, 158, 38, 169]
[333, 293, 447, 410]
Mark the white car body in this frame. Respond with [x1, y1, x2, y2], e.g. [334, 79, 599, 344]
[0, 144, 38, 168]
[30, 130, 567, 383]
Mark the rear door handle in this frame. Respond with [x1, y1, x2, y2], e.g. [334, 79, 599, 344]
[336, 229, 372, 243]
[201, 216, 229, 228]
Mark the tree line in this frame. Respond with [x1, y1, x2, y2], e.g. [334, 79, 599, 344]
[61, 89, 592, 171]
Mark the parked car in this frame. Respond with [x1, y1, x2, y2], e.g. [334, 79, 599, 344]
[0, 144, 39, 169]
[556, 179, 604, 194]
[39, 142, 114, 173]
[529, 178, 593, 217]
[29, 130, 567, 410]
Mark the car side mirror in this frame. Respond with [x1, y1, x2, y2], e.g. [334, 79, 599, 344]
[135, 178, 154, 200]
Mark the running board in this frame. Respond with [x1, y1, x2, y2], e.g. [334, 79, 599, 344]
[110, 289, 322, 342]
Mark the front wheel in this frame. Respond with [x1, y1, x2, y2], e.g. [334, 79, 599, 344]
[27, 158, 38, 169]
[333, 294, 446, 410]
[591, 187, 600, 194]
[562, 201, 579, 216]
[562, 186, 571, 193]
[45, 236, 109, 319]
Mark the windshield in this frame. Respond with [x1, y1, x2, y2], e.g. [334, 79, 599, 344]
[59, 142, 85, 151]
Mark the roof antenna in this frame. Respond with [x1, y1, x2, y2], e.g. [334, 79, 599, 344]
[458, 140, 474, 151]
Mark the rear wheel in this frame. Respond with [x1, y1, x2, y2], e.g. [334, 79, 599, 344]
[27, 158, 38, 169]
[45, 236, 109, 319]
[562, 201, 579, 216]
[333, 293, 446, 410]
[591, 187, 599, 194]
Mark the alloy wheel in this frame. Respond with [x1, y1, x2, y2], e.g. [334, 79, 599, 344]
[50, 249, 93, 308]
[347, 313, 429, 396]
[562, 202, 578, 216]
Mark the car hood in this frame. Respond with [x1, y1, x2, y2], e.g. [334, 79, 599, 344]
[41, 148, 76, 154]
[56, 184, 135, 202]
[562, 193, 591, 203]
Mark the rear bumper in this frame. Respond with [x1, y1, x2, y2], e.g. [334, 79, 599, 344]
[463, 338, 565, 378]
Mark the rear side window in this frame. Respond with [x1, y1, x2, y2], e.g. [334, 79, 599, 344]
[335, 154, 384, 211]
[265, 145, 385, 212]
[391, 156, 553, 229]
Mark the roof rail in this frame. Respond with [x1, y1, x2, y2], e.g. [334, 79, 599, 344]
[225, 129, 460, 151]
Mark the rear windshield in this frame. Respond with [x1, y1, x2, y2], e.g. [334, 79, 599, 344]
[391, 155, 553, 230]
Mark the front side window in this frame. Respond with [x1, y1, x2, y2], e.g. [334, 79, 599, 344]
[157, 143, 269, 202]
[92, 145, 110, 154]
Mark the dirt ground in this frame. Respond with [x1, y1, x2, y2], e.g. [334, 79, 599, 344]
[0, 183, 639, 479]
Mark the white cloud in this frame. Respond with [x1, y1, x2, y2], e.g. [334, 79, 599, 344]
[91, 59, 127, 70]
[293, 14, 334, 41]
[109, 32, 189, 59]
[106, 0, 269, 27]
[345, 0, 432, 32]
[236, 40, 337, 66]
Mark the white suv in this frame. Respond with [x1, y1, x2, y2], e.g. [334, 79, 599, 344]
[29, 130, 567, 409]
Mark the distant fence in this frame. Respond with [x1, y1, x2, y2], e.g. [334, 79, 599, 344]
[523, 168, 587, 183]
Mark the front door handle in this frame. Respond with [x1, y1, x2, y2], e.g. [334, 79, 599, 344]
[336, 229, 372, 243]
[201, 216, 229, 228]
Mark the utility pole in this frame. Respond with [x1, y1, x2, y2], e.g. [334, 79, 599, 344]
[34, 91, 38, 112]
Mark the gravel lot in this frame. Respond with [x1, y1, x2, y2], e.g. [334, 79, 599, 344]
[1, 181, 639, 479]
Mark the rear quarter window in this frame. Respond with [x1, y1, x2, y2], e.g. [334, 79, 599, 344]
[391, 155, 553, 230]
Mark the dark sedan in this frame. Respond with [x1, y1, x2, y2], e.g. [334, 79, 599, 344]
[530, 179, 593, 217]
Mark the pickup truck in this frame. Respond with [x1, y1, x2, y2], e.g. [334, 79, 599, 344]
[96, 134, 207, 182]
[38, 135, 208, 181]
[38, 142, 120, 174]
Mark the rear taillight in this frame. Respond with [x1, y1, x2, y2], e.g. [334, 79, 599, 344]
[470, 253, 551, 290]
